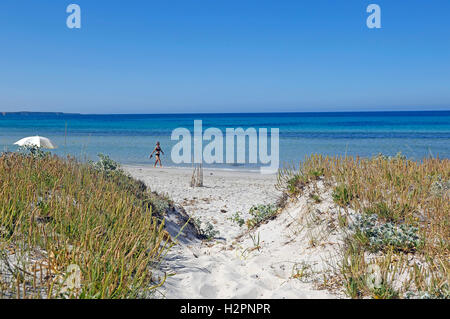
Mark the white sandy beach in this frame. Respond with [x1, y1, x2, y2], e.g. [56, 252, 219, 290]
[124, 166, 345, 299]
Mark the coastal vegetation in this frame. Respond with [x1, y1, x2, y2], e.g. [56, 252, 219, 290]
[230, 204, 281, 230]
[277, 153, 449, 299]
[1, 147, 448, 299]
[0, 150, 172, 298]
[193, 217, 220, 241]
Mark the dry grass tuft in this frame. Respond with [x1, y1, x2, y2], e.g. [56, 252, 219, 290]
[278, 154, 449, 299]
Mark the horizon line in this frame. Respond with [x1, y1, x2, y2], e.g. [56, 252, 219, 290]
[2, 108, 450, 116]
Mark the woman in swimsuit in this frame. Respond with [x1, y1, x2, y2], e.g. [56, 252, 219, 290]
[149, 141, 164, 167]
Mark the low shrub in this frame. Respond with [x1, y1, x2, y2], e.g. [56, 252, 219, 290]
[351, 215, 422, 252]
[193, 218, 220, 241]
[246, 204, 278, 229]
[228, 212, 245, 227]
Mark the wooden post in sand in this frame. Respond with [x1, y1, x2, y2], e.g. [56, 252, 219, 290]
[190, 163, 203, 187]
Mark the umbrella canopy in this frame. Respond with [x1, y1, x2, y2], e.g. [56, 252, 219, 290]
[14, 136, 57, 149]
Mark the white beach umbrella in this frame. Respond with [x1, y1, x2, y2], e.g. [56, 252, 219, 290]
[14, 136, 57, 149]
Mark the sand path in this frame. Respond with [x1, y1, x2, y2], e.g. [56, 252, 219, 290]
[124, 166, 339, 299]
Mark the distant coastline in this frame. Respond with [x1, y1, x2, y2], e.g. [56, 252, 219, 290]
[1, 109, 449, 116]
[1, 111, 81, 116]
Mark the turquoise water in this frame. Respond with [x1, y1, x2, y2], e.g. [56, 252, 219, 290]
[0, 111, 449, 169]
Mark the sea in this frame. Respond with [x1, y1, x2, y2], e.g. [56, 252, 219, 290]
[1, 111, 449, 171]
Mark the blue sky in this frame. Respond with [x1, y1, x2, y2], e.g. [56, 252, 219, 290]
[0, 0, 449, 114]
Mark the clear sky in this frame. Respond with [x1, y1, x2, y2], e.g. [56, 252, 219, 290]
[0, 0, 449, 114]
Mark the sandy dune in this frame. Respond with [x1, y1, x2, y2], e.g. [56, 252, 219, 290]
[124, 166, 342, 299]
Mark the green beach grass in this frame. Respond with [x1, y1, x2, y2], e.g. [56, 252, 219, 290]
[0, 150, 172, 298]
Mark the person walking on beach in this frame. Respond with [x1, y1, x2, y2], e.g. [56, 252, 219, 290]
[149, 141, 164, 167]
